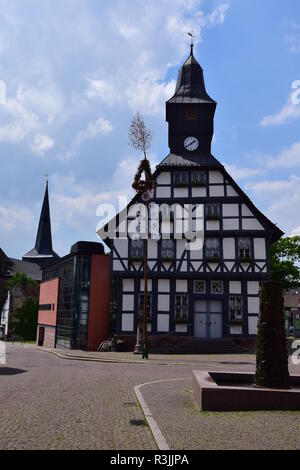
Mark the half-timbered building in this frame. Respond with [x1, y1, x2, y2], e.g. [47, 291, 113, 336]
[99, 46, 283, 348]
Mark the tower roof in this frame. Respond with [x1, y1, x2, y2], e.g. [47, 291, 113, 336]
[168, 45, 216, 104]
[23, 182, 58, 265]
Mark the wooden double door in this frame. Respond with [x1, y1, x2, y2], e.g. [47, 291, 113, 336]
[194, 300, 223, 339]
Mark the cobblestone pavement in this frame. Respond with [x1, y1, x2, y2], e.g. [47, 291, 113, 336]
[1, 343, 300, 450]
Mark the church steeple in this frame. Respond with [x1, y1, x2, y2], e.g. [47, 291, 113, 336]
[166, 46, 217, 156]
[23, 181, 59, 268]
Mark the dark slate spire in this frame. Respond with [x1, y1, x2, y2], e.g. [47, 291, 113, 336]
[168, 46, 215, 104]
[23, 181, 59, 268]
[35, 181, 53, 255]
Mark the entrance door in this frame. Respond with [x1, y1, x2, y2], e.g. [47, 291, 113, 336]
[194, 300, 223, 338]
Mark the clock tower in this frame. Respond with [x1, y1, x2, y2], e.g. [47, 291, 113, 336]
[166, 44, 216, 157]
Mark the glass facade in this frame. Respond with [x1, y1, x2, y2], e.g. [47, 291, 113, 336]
[43, 255, 92, 350]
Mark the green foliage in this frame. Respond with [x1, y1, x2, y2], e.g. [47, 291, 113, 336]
[11, 299, 39, 341]
[7, 272, 38, 291]
[270, 236, 300, 290]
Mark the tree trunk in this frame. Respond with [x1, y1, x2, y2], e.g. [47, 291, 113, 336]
[255, 281, 290, 389]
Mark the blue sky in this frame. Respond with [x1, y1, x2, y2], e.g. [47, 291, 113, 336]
[0, 0, 300, 258]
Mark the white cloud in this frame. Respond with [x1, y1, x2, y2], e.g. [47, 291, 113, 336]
[284, 20, 300, 54]
[246, 175, 300, 235]
[224, 163, 265, 180]
[30, 133, 55, 156]
[265, 142, 300, 169]
[260, 93, 300, 127]
[208, 3, 230, 26]
[0, 203, 35, 232]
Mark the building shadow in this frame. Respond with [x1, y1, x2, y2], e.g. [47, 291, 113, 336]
[0, 367, 27, 376]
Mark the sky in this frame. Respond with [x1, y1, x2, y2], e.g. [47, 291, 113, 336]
[0, 0, 300, 259]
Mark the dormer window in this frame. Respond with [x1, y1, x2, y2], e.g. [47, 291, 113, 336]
[205, 203, 220, 220]
[191, 171, 206, 187]
[173, 171, 189, 187]
[238, 238, 252, 261]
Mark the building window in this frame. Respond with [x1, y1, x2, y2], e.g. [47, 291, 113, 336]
[186, 107, 197, 120]
[205, 238, 220, 261]
[161, 239, 175, 260]
[194, 280, 206, 294]
[175, 295, 188, 321]
[138, 293, 152, 319]
[205, 203, 220, 219]
[191, 171, 206, 187]
[130, 239, 144, 260]
[238, 238, 252, 261]
[229, 296, 243, 323]
[173, 171, 189, 187]
[39, 304, 52, 311]
[211, 280, 223, 294]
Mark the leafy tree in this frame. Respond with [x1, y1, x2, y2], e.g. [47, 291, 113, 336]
[11, 299, 39, 341]
[7, 272, 38, 291]
[270, 236, 300, 291]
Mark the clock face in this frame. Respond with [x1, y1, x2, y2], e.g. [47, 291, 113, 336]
[184, 136, 199, 151]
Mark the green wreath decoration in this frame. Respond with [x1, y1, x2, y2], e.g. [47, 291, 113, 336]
[132, 158, 155, 193]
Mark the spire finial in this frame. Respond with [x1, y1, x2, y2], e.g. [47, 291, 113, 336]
[44, 171, 48, 185]
[188, 31, 194, 55]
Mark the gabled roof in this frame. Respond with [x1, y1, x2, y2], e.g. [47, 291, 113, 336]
[9, 258, 42, 282]
[159, 153, 222, 168]
[167, 45, 216, 105]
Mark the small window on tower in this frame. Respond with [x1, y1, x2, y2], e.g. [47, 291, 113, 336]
[186, 107, 197, 120]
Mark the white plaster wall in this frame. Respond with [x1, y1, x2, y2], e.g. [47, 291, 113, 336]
[158, 279, 170, 292]
[148, 240, 158, 258]
[192, 187, 207, 197]
[248, 316, 258, 335]
[229, 280, 241, 294]
[222, 204, 239, 217]
[174, 188, 189, 198]
[242, 204, 254, 217]
[242, 218, 264, 230]
[176, 240, 186, 258]
[223, 218, 239, 230]
[206, 220, 220, 230]
[176, 280, 188, 292]
[254, 238, 266, 259]
[209, 171, 224, 184]
[226, 186, 239, 197]
[223, 238, 236, 258]
[176, 324, 188, 333]
[123, 279, 134, 292]
[230, 325, 242, 335]
[157, 294, 170, 311]
[114, 238, 128, 257]
[156, 186, 171, 198]
[157, 314, 169, 332]
[140, 279, 152, 291]
[122, 314, 134, 331]
[247, 281, 260, 295]
[113, 260, 126, 271]
[209, 185, 224, 197]
[156, 172, 171, 185]
[122, 294, 134, 311]
[248, 297, 260, 314]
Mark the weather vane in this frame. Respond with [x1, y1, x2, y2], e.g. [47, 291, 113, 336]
[44, 171, 49, 183]
[188, 31, 194, 54]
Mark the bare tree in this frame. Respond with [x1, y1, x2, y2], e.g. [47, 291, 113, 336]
[129, 112, 152, 159]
